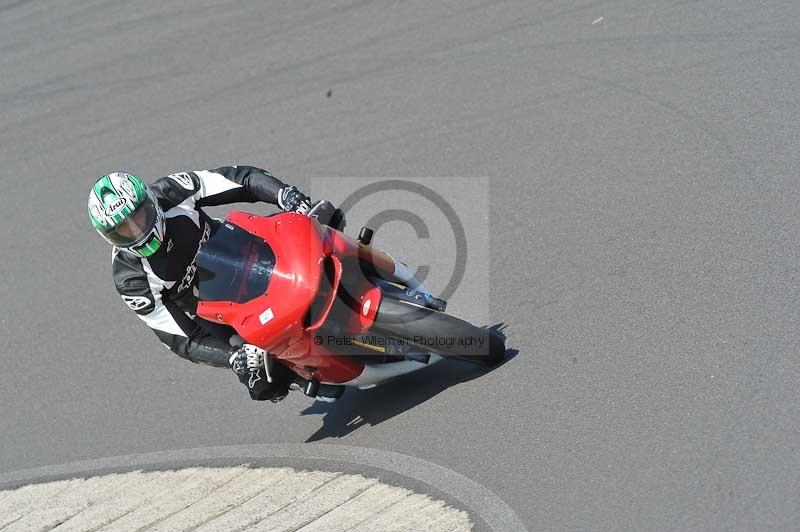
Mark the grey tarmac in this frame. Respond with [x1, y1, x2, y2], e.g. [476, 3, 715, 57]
[1, 1, 799, 531]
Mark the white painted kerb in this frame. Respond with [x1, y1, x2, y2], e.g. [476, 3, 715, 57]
[0, 466, 471, 532]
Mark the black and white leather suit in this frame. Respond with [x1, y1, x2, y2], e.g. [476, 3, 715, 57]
[112, 165, 298, 399]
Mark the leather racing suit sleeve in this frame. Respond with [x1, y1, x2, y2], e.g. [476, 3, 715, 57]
[150, 165, 289, 210]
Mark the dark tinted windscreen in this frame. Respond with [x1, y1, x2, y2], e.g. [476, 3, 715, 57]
[196, 223, 275, 303]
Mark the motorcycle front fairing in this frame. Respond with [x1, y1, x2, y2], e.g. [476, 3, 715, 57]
[195, 211, 366, 383]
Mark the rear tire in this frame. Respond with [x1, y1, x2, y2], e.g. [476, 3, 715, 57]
[371, 297, 505, 365]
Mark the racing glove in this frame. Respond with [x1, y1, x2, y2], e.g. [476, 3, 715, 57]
[229, 344, 291, 402]
[229, 344, 265, 388]
[277, 186, 312, 214]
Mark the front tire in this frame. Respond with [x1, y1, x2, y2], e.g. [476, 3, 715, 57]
[371, 297, 505, 365]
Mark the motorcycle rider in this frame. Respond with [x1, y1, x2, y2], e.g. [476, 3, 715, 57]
[87, 167, 314, 402]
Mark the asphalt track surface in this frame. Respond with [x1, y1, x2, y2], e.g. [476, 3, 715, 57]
[1, 1, 799, 530]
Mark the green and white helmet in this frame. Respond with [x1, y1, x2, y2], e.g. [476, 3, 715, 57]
[88, 172, 165, 257]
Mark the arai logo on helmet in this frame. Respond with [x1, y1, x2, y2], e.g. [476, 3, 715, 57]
[104, 197, 127, 217]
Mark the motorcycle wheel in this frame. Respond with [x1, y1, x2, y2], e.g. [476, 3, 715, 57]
[371, 296, 505, 365]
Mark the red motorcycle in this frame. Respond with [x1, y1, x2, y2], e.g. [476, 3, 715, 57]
[195, 203, 505, 400]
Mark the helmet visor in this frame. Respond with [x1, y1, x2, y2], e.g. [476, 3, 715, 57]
[103, 196, 158, 247]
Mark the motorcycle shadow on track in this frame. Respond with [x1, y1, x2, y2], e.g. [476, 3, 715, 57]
[300, 325, 517, 442]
